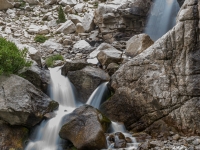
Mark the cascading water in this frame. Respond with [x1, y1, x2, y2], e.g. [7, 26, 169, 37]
[25, 67, 78, 150]
[145, 0, 180, 41]
[86, 82, 110, 108]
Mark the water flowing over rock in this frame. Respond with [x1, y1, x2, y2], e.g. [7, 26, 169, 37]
[94, 0, 152, 43]
[101, 0, 200, 136]
[59, 105, 111, 150]
[125, 33, 154, 57]
[67, 66, 110, 102]
[0, 75, 58, 127]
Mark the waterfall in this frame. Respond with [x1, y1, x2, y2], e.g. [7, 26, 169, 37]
[86, 82, 110, 108]
[145, 0, 179, 41]
[25, 67, 78, 150]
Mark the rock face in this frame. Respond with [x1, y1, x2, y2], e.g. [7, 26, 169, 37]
[59, 105, 110, 150]
[61, 59, 88, 76]
[0, 0, 13, 10]
[0, 75, 58, 127]
[0, 120, 29, 150]
[94, 0, 152, 43]
[20, 63, 50, 93]
[67, 66, 110, 102]
[125, 33, 154, 57]
[101, 0, 200, 136]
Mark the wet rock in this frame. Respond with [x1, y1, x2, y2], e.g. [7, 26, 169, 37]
[125, 33, 154, 57]
[101, 0, 200, 136]
[0, 120, 29, 150]
[61, 59, 88, 76]
[0, 0, 13, 10]
[59, 105, 110, 150]
[0, 75, 58, 127]
[56, 20, 76, 35]
[114, 132, 126, 148]
[19, 62, 50, 93]
[67, 66, 110, 102]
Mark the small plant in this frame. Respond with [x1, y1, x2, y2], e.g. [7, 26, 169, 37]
[0, 37, 32, 75]
[57, 6, 66, 24]
[45, 54, 64, 67]
[34, 35, 48, 43]
[20, 0, 26, 8]
[94, 2, 99, 8]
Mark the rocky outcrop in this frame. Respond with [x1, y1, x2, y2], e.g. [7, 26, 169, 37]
[0, 75, 58, 127]
[0, 0, 13, 10]
[20, 63, 50, 93]
[125, 33, 154, 57]
[67, 66, 110, 102]
[59, 105, 110, 150]
[101, 0, 200, 136]
[94, 0, 152, 43]
[61, 59, 88, 76]
[0, 120, 29, 150]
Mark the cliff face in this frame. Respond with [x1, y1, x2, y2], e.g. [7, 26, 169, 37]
[101, 0, 200, 136]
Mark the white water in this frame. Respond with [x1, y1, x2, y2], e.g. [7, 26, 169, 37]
[145, 0, 179, 41]
[25, 67, 78, 150]
[86, 82, 109, 108]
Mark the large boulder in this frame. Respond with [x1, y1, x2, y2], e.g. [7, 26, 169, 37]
[19, 63, 50, 93]
[56, 20, 76, 35]
[59, 105, 110, 150]
[125, 33, 154, 57]
[94, 0, 152, 43]
[61, 59, 88, 76]
[72, 40, 93, 54]
[101, 0, 200, 136]
[67, 66, 110, 102]
[0, 0, 13, 10]
[82, 12, 95, 33]
[0, 120, 29, 150]
[0, 75, 58, 127]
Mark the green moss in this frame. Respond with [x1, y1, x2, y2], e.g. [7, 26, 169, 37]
[45, 54, 64, 67]
[34, 35, 48, 43]
[0, 37, 32, 75]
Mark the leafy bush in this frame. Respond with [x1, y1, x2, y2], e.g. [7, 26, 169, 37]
[0, 37, 32, 75]
[45, 54, 64, 67]
[57, 6, 66, 24]
[34, 35, 48, 43]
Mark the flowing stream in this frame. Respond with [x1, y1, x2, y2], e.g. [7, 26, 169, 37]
[25, 67, 137, 150]
[145, 0, 179, 41]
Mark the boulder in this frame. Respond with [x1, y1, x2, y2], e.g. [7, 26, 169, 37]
[68, 14, 83, 25]
[0, 75, 58, 127]
[125, 34, 154, 57]
[59, 105, 110, 150]
[76, 23, 85, 34]
[56, 20, 76, 35]
[101, 0, 200, 136]
[27, 25, 49, 35]
[61, 59, 88, 76]
[67, 66, 110, 102]
[0, 0, 13, 10]
[42, 39, 63, 50]
[72, 40, 92, 54]
[0, 120, 29, 150]
[19, 63, 50, 93]
[82, 12, 95, 33]
[94, 0, 152, 43]
[74, 3, 85, 13]
[60, 0, 77, 6]
[97, 48, 123, 67]
[25, 0, 39, 5]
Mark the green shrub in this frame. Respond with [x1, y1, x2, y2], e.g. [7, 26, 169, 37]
[45, 54, 64, 67]
[34, 35, 48, 43]
[0, 37, 32, 75]
[57, 6, 66, 24]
